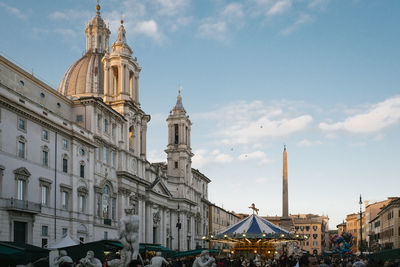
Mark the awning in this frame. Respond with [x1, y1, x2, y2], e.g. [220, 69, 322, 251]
[216, 214, 292, 239]
[0, 242, 49, 266]
[174, 249, 220, 258]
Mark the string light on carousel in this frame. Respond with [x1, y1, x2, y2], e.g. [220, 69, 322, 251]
[202, 204, 304, 260]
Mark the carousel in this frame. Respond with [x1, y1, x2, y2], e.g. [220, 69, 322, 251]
[205, 204, 305, 260]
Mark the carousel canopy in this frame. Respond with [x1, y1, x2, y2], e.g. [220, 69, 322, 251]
[215, 214, 292, 239]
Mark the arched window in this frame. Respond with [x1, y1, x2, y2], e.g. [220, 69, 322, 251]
[112, 66, 119, 95]
[129, 126, 134, 150]
[80, 161, 85, 178]
[102, 185, 111, 219]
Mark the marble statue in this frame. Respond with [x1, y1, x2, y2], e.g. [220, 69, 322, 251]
[54, 250, 73, 267]
[119, 206, 140, 267]
[150, 251, 169, 267]
[78, 251, 102, 267]
[192, 250, 215, 267]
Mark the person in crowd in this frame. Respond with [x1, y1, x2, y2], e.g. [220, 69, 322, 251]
[298, 254, 318, 267]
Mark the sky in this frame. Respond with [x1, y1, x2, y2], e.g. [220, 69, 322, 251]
[1, 0, 399, 229]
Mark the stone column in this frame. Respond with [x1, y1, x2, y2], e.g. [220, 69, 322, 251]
[104, 66, 110, 96]
[138, 197, 144, 243]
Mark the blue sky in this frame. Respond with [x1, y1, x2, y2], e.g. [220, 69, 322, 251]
[1, 0, 400, 228]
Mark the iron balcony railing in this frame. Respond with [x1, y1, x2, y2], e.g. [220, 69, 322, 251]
[6, 198, 42, 214]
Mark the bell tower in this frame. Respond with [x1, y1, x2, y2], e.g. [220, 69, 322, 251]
[102, 20, 141, 104]
[165, 90, 193, 187]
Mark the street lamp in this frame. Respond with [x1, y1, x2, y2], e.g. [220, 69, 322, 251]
[359, 194, 363, 256]
[176, 204, 181, 251]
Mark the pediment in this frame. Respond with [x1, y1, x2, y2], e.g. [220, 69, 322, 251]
[13, 167, 31, 177]
[150, 178, 172, 197]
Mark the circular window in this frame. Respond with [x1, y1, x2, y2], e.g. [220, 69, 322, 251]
[79, 148, 85, 156]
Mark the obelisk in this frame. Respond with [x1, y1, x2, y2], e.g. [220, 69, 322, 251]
[281, 145, 291, 230]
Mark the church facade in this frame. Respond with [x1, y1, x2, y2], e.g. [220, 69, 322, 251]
[0, 4, 210, 250]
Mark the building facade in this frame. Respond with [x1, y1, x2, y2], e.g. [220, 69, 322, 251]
[0, 4, 210, 251]
[263, 214, 329, 255]
[208, 204, 240, 250]
[377, 198, 400, 250]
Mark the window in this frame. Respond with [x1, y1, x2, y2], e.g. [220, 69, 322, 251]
[174, 161, 178, 169]
[17, 179, 26, 200]
[96, 193, 101, 217]
[97, 115, 102, 130]
[42, 225, 48, 236]
[112, 198, 116, 220]
[111, 151, 115, 167]
[103, 146, 108, 164]
[129, 126, 134, 149]
[80, 163, 85, 178]
[62, 228, 68, 237]
[18, 139, 25, 158]
[112, 123, 116, 137]
[313, 234, 318, 239]
[96, 147, 100, 161]
[174, 124, 179, 144]
[102, 186, 111, 219]
[79, 148, 85, 156]
[76, 115, 83, 122]
[313, 226, 318, 231]
[18, 118, 26, 131]
[41, 185, 49, 205]
[42, 129, 49, 141]
[62, 158, 68, 173]
[62, 139, 68, 150]
[79, 195, 85, 212]
[306, 226, 310, 231]
[42, 238, 48, 248]
[104, 231, 108, 240]
[42, 148, 49, 166]
[104, 119, 108, 133]
[62, 191, 69, 209]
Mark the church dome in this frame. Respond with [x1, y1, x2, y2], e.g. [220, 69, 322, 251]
[57, 4, 110, 97]
[57, 52, 104, 97]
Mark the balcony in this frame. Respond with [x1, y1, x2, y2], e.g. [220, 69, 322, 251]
[5, 198, 41, 214]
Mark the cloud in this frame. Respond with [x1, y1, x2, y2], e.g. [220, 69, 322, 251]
[192, 149, 233, 168]
[222, 3, 244, 18]
[48, 10, 91, 21]
[151, 0, 189, 16]
[319, 95, 400, 134]
[0, 2, 26, 19]
[133, 20, 164, 42]
[194, 100, 313, 145]
[280, 13, 313, 35]
[308, 0, 330, 9]
[54, 28, 77, 40]
[267, 0, 292, 16]
[147, 149, 166, 163]
[297, 139, 322, 147]
[49, 11, 68, 20]
[197, 20, 228, 42]
[238, 151, 272, 165]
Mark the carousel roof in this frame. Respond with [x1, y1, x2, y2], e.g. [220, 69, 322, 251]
[215, 214, 292, 239]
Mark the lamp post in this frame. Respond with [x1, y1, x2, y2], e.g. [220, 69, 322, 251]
[359, 194, 363, 256]
[176, 204, 181, 251]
